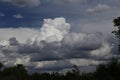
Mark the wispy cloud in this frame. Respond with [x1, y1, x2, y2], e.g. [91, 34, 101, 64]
[13, 14, 23, 19]
[87, 4, 111, 13]
[2, 0, 40, 7]
[0, 12, 5, 17]
[52, 0, 86, 4]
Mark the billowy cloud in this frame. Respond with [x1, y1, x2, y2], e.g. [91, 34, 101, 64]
[0, 17, 116, 72]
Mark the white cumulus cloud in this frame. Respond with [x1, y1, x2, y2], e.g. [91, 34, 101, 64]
[28, 17, 70, 46]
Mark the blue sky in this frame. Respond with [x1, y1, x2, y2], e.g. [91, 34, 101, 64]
[0, 0, 119, 28]
[0, 0, 120, 73]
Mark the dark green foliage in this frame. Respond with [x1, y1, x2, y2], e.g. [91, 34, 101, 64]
[95, 58, 120, 80]
[113, 17, 120, 51]
[113, 17, 120, 27]
[0, 62, 3, 71]
[0, 64, 30, 80]
[113, 17, 120, 48]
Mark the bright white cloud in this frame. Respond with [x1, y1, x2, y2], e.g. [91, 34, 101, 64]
[29, 17, 70, 44]
[0, 40, 9, 46]
[2, 0, 40, 7]
[91, 43, 113, 57]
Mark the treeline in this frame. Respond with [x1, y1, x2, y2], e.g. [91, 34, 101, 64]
[0, 58, 120, 80]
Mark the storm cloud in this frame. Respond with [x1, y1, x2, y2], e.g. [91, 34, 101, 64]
[0, 17, 116, 72]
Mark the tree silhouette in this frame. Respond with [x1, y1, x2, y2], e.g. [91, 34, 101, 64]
[112, 17, 120, 51]
[0, 62, 3, 71]
[95, 57, 120, 80]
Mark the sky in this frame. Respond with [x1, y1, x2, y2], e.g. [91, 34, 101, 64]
[0, 0, 120, 73]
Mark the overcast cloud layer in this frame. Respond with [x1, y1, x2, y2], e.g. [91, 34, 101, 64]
[0, 0, 120, 73]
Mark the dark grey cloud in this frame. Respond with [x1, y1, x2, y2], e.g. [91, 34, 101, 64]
[9, 37, 19, 46]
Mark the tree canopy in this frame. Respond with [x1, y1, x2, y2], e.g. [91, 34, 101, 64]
[0, 58, 120, 80]
[113, 17, 120, 51]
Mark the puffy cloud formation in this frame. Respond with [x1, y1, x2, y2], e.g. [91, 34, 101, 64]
[2, 0, 40, 7]
[0, 17, 114, 72]
[87, 4, 110, 13]
[29, 17, 70, 44]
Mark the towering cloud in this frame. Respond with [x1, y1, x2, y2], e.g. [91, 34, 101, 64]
[29, 17, 70, 45]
